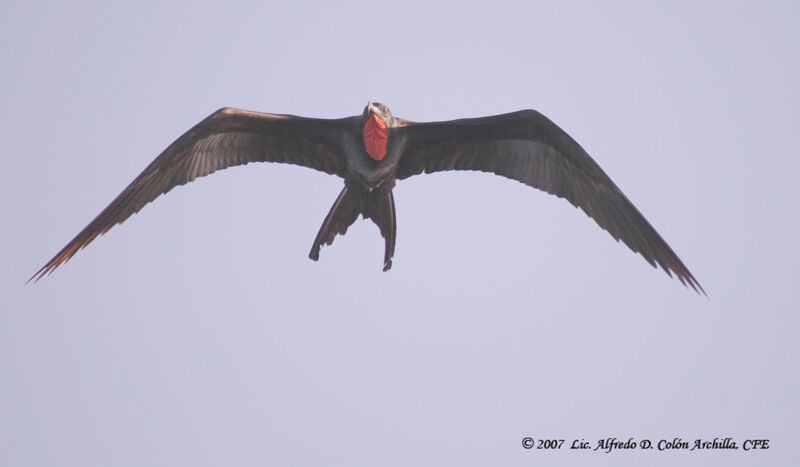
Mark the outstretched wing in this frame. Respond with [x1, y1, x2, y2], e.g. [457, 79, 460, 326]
[397, 110, 704, 294]
[31, 107, 352, 281]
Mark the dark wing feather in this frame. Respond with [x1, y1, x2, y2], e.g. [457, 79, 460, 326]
[31, 107, 351, 281]
[397, 110, 704, 294]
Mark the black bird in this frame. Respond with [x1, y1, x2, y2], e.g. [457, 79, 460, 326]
[31, 102, 703, 293]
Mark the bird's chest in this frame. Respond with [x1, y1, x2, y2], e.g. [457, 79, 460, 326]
[342, 129, 406, 191]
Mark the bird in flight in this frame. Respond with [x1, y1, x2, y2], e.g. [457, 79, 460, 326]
[31, 102, 703, 293]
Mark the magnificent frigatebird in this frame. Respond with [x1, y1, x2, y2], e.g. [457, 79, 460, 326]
[31, 102, 703, 293]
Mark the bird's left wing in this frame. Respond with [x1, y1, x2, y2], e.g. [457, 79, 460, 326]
[396, 110, 704, 294]
[31, 107, 353, 281]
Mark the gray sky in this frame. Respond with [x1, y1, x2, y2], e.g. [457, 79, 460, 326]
[2, 1, 798, 465]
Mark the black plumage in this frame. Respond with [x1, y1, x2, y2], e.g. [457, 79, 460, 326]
[31, 103, 703, 294]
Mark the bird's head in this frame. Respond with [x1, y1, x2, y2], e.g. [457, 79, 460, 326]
[363, 102, 395, 127]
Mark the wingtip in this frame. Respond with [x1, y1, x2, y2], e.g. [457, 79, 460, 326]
[678, 270, 707, 298]
[26, 265, 50, 285]
[690, 278, 708, 298]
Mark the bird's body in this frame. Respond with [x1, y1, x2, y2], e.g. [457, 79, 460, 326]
[32, 103, 703, 293]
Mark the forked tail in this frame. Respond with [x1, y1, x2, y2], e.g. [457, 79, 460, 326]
[309, 186, 396, 271]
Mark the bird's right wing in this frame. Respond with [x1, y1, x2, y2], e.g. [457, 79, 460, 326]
[31, 107, 353, 281]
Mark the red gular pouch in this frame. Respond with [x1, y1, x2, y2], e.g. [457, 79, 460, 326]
[363, 114, 388, 161]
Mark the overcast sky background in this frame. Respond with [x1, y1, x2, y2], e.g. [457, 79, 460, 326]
[2, 1, 798, 466]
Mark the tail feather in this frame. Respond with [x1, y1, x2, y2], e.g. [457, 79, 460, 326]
[309, 186, 363, 262]
[363, 191, 396, 271]
[309, 186, 397, 271]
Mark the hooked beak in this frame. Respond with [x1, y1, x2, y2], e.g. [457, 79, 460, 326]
[367, 102, 382, 116]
